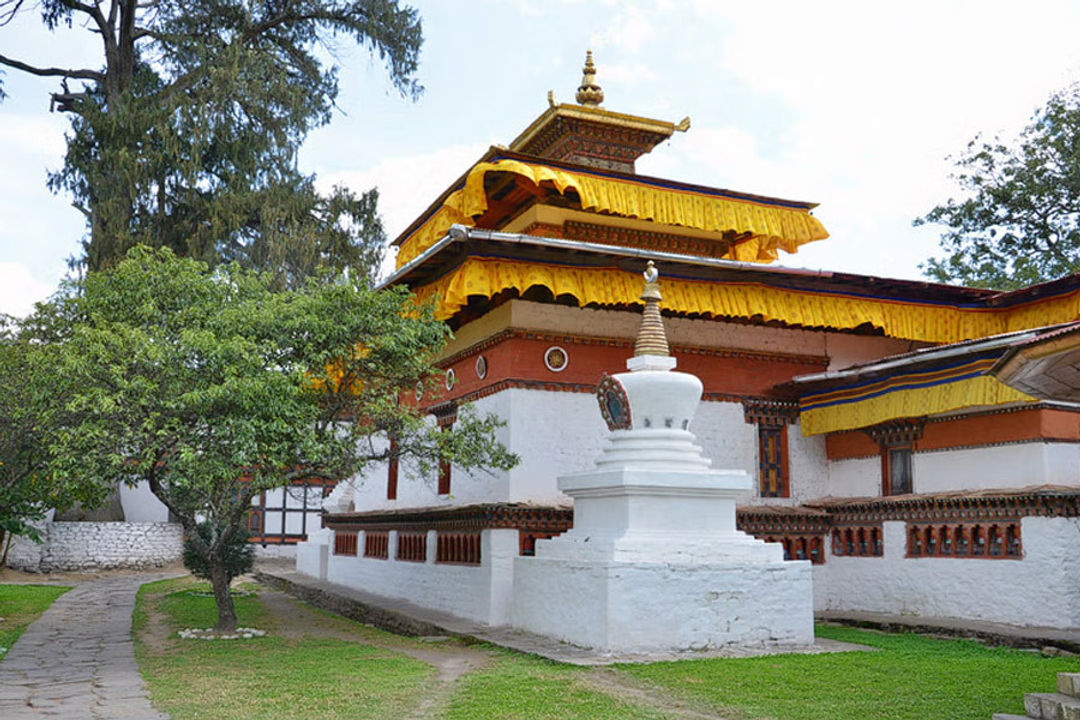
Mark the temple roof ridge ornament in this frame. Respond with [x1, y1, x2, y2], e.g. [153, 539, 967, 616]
[575, 50, 604, 106]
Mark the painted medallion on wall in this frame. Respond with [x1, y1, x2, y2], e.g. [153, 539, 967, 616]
[596, 373, 632, 431]
[445, 368, 456, 391]
[544, 346, 569, 372]
[475, 355, 488, 379]
[414, 381, 424, 401]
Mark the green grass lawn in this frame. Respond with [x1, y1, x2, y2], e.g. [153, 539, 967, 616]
[620, 624, 1080, 720]
[132, 581, 1080, 720]
[444, 651, 669, 720]
[134, 578, 435, 720]
[0, 584, 70, 656]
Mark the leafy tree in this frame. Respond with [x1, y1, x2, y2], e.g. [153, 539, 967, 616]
[0, 0, 422, 284]
[42, 247, 516, 631]
[0, 314, 103, 565]
[917, 83, 1080, 289]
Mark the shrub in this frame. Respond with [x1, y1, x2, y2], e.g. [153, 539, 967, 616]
[182, 522, 254, 584]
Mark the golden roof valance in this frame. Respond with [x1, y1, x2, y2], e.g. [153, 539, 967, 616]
[395, 158, 829, 268]
[411, 257, 1080, 344]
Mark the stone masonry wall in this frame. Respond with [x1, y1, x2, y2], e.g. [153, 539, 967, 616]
[8, 522, 183, 572]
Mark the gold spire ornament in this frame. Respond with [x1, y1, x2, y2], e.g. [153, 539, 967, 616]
[634, 261, 670, 357]
[575, 50, 604, 106]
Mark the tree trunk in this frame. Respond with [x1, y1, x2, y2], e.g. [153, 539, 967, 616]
[208, 558, 237, 633]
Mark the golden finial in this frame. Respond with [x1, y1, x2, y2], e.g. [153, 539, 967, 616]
[633, 261, 670, 357]
[575, 50, 604, 106]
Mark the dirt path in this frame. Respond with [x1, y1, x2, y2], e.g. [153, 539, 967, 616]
[574, 667, 734, 720]
[254, 587, 495, 719]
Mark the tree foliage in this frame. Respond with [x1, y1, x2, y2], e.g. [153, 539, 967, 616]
[0, 0, 422, 284]
[183, 522, 254, 584]
[918, 83, 1080, 289]
[0, 314, 103, 563]
[40, 247, 516, 629]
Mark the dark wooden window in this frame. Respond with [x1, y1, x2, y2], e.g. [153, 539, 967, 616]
[436, 412, 455, 496]
[882, 443, 913, 496]
[364, 531, 389, 559]
[334, 531, 358, 556]
[758, 424, 789, 498]
[396, 532, 427, 562]
[387, 438, 399, 500]
[436, 532, 481, 565]
[906, 522, 1019, 559]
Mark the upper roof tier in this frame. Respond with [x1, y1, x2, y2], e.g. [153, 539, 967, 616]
[391, 53, 829, 270]
[508, 50, 690, 173]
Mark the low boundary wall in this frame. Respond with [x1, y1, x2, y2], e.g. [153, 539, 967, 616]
[8, 521, 183, 572]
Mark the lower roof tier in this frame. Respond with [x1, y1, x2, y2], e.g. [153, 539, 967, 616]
[410, 253, 1080, 346]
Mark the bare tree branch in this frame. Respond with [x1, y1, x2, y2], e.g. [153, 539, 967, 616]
[0, 53, 104, 81]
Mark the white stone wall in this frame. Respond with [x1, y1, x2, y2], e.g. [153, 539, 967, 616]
[813, 517, 1080, 627]
[7, 522, 182, 572]
[299, 528, 518, 626]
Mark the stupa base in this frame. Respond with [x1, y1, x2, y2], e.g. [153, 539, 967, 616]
[512, 555, 814, 653]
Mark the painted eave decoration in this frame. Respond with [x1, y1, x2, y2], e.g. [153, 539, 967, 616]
[793, 332, 1052, 436]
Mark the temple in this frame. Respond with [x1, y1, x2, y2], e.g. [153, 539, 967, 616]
[296, 53, 1080, 640]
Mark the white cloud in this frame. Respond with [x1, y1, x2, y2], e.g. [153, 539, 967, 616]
[0, 263, 56, 318]
[317, 142, 490, 278]
[589, 4, 654, 53]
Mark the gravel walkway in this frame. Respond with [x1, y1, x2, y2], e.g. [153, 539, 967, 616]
[0, 575, 169, 719]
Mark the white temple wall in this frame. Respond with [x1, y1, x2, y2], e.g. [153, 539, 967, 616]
[505, 388, 606, 504]
[119, 481, 171, 522]
[914, 443, 1080, 494]
[330, 392, 514, 512]
[813, 517, 1080, 627]
[825, 456, 881, 497]
[315, 528, 517, 626]
[786, 423, 830, 504]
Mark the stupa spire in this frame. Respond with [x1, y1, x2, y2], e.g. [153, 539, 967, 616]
[633, 261, 670, 357]
[575, 50, 604, 106]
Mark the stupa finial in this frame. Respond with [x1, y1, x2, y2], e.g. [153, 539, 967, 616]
[633, 261, 670, 357]
[575, 50, 604, 106]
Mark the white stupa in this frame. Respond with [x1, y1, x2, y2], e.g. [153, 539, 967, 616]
[512, 261, 814, 653]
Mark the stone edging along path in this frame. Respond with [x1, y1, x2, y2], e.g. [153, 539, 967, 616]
[0, 574, 172, 720]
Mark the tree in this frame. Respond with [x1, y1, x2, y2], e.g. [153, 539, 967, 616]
[43, 247, 517, 630]
[917, 83, 1080, 290]
[0, 314, 103, 565]
[0, 0, 422, 284]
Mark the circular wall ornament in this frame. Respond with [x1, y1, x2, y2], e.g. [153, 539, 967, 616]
[445, 368, 457, 391]
[475, 355, 488, 379]
[414, 381, 424, 401]
[596, 374, 632, 431]
[544, 346, 569, 373]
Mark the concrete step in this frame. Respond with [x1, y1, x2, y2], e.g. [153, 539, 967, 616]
[1060, 673, 1080, 699]
[1024, 692, 1080, 720]
[992, 714, 1033, 720]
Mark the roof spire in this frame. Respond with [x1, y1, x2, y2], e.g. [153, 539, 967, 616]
[633, 261, 670, 357]
[575, 50, 604, 106]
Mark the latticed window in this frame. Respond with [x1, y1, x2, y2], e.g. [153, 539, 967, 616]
[757, 424, 789, 498]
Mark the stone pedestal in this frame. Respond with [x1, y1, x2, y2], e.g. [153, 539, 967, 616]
[512, 355, 814, 653]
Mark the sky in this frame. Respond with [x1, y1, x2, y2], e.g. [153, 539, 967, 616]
[3, 0, 1080, 317]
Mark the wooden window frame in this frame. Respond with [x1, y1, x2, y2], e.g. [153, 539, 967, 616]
[881, 442, 914, 496]
[757, 423, 790, 498]
[387, 437, 399, 500]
